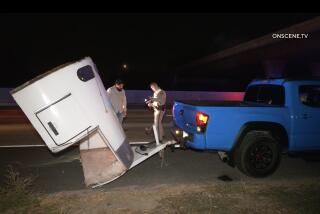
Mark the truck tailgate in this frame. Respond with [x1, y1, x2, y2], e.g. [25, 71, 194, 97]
[173, 102, 197, 133]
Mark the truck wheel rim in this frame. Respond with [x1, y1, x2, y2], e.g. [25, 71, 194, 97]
[248, 144, 273, 170]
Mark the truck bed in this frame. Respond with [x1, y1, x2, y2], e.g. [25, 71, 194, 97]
[173, 99, 288, 151]
[175, 100, 272, 107]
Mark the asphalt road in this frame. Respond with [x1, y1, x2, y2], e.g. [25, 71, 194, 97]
[1, 108, 320, 193]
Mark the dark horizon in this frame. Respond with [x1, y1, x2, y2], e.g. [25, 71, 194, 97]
[1, 13, 319, 91]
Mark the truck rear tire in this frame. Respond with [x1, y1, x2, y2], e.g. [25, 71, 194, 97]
[235, 131, 281, 178]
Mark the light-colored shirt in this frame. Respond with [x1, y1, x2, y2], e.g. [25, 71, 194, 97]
[152, 88, 166, 108]
[106, 85, 127, 114]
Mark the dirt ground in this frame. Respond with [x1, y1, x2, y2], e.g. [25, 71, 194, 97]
[2, 177, 320, 214]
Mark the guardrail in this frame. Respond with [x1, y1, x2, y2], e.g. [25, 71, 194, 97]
[0, 88, 244, 107]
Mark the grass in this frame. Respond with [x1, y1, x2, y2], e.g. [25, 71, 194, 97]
[151, 183, 259, 214]
[150, 181, 320, 214]
[0, 166, 319, 214]
[0, 165, 39, 214]
[260, 182, 320, 214]
[0, 165, 71, 214]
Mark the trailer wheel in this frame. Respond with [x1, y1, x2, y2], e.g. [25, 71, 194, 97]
[235, 131, 281, 178]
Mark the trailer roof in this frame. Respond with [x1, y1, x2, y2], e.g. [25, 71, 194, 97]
[10, 59, 81, 95]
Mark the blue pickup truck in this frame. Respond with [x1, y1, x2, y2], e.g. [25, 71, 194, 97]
[172, 78, 320, 177]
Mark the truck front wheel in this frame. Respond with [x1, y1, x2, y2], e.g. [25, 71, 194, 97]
[235, 131, 281, 178]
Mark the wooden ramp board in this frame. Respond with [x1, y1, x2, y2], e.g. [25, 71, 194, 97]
[78, 125, 177, 188]
[79, 129, 128, 187]
[80, 147, 127, 187]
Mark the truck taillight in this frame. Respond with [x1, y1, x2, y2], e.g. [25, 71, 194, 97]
[196, 112, 209, 127]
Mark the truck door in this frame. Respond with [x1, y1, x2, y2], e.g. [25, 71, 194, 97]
[293, 85, 320, 150]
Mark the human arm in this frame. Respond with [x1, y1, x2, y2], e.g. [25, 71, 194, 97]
[123, 91, 127, 117]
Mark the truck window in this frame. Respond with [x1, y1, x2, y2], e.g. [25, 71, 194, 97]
[244, 85, 285, 105]
[299, 85, 320, 107]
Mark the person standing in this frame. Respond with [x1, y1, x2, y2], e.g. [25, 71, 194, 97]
[147, 82, 166, 142]
[107, 79, 127, 123]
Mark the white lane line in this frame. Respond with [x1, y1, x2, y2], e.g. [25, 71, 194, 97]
[0, 145, 46, 148]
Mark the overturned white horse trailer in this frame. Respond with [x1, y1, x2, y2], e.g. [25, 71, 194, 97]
[11, 57, 174, 187]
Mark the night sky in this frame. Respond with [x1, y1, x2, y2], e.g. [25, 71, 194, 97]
[1, 13, 318, 90]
